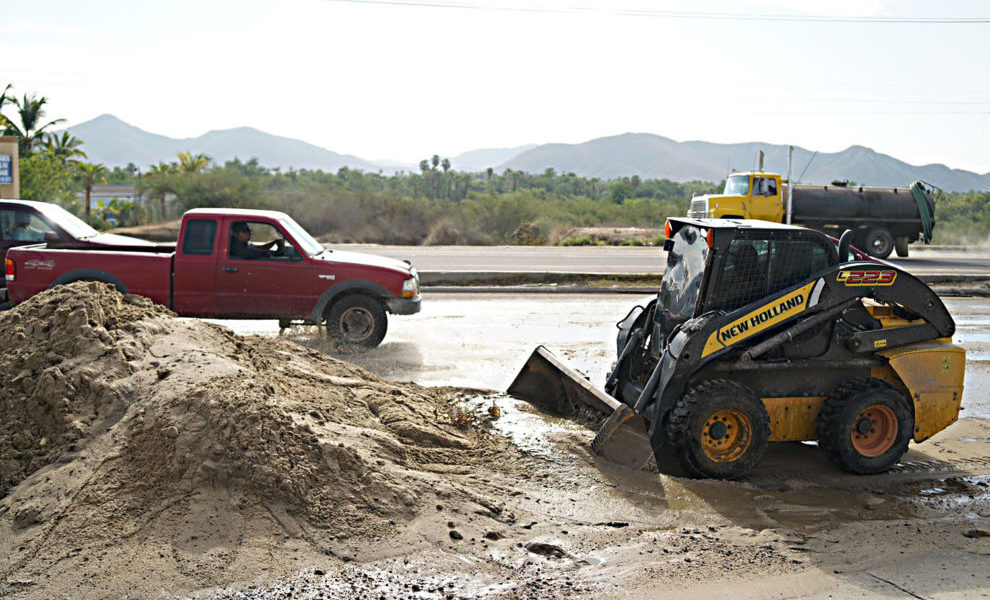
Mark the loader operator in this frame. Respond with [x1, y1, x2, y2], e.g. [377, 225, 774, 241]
[229, 221, 284, 259]
[721, 241, 765, 310]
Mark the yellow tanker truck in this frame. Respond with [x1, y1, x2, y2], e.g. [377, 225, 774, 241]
[688, 170, 939, 259]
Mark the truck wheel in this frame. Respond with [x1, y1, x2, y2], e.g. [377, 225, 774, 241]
[816, 379, 912, 474]
[862, 228, 894, 259]
[325, 294, 388, 349]
[665, 379, 771, 479]
[894, 236, 910, 258]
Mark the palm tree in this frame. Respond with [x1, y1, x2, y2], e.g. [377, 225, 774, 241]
[44, 131, 87, 165]
[0, 83, 12, 131]
[177, 151, 211, 173]
[77, 162, 107, 223]
[6, 92, 65, 155]
[141, 161, 177, 219]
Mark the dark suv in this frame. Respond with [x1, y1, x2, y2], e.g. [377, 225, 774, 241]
[1, 199, 153, 301]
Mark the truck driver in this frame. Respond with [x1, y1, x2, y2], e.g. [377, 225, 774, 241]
[229, 221, 283, 259]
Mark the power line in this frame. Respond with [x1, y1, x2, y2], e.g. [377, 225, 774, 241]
[739, 109, 990, 116]
[615, 9, 990, 24]
[325, 0, 990, 23]
[325, 0, 587, 15]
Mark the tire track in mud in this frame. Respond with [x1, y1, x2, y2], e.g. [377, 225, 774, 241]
[889, 455, 990, 475]
[749, 456, 990, 485]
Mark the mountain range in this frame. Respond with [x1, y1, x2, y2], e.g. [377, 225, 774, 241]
[64, 115, 990, 192]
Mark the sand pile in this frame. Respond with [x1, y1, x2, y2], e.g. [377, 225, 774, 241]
[0, 282, 510, 598]
[0, 284, 174, 494]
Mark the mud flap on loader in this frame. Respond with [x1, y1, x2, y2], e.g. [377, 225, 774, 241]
[508, 346, 656, 471]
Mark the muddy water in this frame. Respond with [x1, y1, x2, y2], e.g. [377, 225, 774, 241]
[204, 294, 990, 418]
[949, 299, 990, 419]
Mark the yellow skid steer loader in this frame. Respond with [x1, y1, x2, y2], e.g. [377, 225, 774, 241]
[509, 219, 965, 478]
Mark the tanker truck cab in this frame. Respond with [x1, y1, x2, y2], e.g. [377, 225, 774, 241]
[688, 172, 785, 223]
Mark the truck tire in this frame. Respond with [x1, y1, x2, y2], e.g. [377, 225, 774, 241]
[862, 228, 894, 259]
[665, 379, 771, 479]
[325, 294, 388, 349]
[894, 236, 910, 258]
[816, 378, 913, 474]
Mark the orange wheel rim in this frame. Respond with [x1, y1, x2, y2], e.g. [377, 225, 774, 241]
[701, 409, 752, 463]
[850, 404, 897, 457]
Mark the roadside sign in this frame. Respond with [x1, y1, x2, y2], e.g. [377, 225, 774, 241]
[0, 154, 11, 184]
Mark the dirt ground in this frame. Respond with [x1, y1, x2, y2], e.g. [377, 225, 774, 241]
[1, 284, 988, 599]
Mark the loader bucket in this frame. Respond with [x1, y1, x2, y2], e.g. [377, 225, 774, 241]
[589, 404, 656, 472]
[508, 346, 656, 471]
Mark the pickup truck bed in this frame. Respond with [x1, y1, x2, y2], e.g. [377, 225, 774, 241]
[17, 247, 175, 306]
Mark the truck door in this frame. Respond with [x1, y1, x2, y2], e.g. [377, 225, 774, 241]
[172, 217, 219, 316]
[214, 218, 314, 318]
[748, 176, 784, 222]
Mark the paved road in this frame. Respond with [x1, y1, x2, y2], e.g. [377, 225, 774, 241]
[338, 244, 990, 278]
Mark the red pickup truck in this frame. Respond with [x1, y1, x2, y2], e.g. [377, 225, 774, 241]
[5, 208, 421, 348]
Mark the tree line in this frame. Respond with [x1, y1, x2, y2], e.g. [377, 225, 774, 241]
[127, 154, 720, 245]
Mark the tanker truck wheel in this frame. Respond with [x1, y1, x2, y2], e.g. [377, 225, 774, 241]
[894, 236, 910, 258]
[665, 379, 770, 479]
[863, 228, 894, 259]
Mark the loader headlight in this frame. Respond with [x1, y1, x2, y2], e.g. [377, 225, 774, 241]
[401, 276, 419, 298]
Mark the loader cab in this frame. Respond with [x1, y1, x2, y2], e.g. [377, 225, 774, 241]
[654, 219, 838, 353]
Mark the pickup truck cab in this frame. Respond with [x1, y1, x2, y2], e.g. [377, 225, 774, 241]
[0, 199, 153, 302]
[5, 208, 421, 348]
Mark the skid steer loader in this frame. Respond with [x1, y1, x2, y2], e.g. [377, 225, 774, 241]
[509, 218, 965, 479]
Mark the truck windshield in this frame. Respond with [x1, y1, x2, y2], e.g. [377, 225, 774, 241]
[657, 226, 709, 322]
[724, 175, 749, 196]
[36, 203, 99, 239]
[279, 217, 325, 256]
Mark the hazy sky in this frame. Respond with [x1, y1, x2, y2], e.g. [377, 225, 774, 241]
[4, 0, 990, 172]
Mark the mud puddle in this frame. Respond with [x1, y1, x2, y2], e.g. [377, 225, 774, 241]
[456, 393, 587, 459]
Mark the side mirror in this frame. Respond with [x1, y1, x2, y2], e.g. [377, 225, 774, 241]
[44, 231, 63, 244]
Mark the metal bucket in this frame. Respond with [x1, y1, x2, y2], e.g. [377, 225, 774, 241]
[507, 345, 656, 471]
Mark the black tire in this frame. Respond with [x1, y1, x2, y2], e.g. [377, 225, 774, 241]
[665, 379, 771, 479]
[0, 301, 13, 311]
[816, 379, 913, 474]
[325, 294, 388, 349]
[894, 236, 910, 258]
[862, 228, 894, 259]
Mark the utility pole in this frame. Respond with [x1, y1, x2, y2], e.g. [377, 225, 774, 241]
[785, 145, 794, 224]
